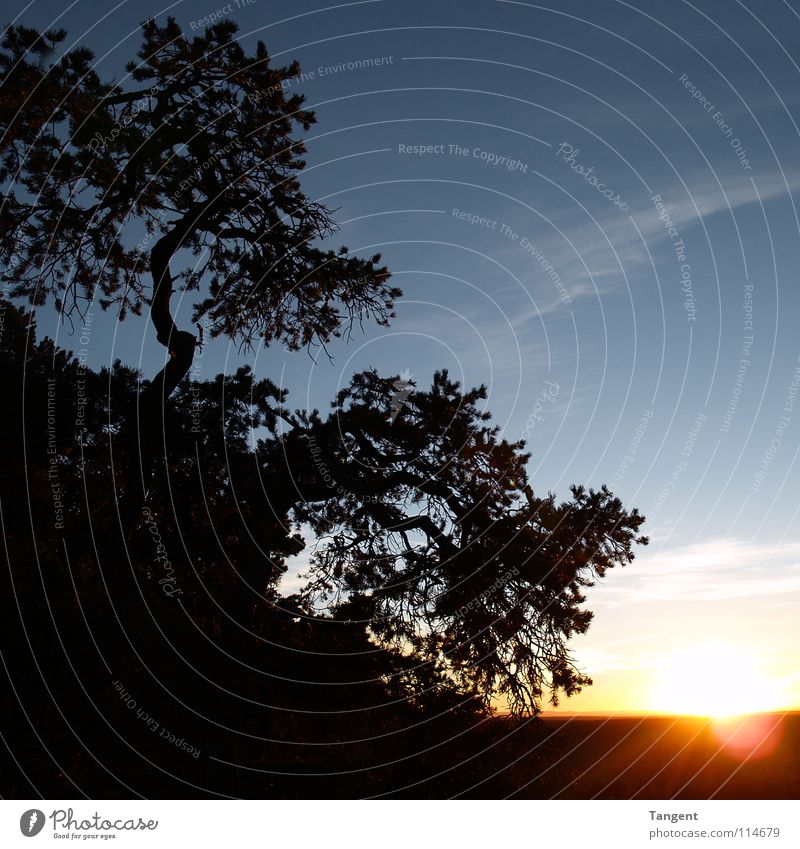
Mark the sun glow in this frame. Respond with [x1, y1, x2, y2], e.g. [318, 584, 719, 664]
[650, 643, 786, 717]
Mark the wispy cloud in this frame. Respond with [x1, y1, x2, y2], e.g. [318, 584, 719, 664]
[572, 647, 652, 673]
[496, 164, 800, 319]
[594, 538, 800, 606]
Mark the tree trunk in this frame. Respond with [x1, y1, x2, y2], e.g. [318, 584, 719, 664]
[119, 223, 198, 537]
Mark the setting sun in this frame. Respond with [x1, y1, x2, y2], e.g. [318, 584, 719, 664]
[650, 643, 786, 717]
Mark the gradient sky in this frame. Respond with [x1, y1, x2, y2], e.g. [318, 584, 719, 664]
[7, 0, 800, 713]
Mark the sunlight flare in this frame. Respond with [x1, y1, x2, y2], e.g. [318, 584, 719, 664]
[650, 643, 786, 717]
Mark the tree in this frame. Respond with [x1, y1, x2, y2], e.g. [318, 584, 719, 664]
[1, 16, 649, 792]
[0, 18, 399, 426]
[261, 369, 649, 716]
[0, 300, 553, 798]
[0, 296, 647, 796]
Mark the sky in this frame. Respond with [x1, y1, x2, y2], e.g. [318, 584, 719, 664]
[6, 0, 800, 714]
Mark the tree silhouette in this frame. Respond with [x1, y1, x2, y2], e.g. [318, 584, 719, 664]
[0, 296, 648, 798]
[1, 17, 649, 796]
[0, 300, 568, 797]
[264, 369, 648, 715]
[0, 18, 398, 442]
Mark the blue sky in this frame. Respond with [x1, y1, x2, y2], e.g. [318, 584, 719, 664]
[8, 0, 800, 711]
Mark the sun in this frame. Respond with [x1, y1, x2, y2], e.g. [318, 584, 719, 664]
[650, 643, 785, 717]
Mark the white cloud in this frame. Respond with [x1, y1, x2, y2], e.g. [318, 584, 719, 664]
[593, 537, 800, 605]
[497, 164, 800, 320]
